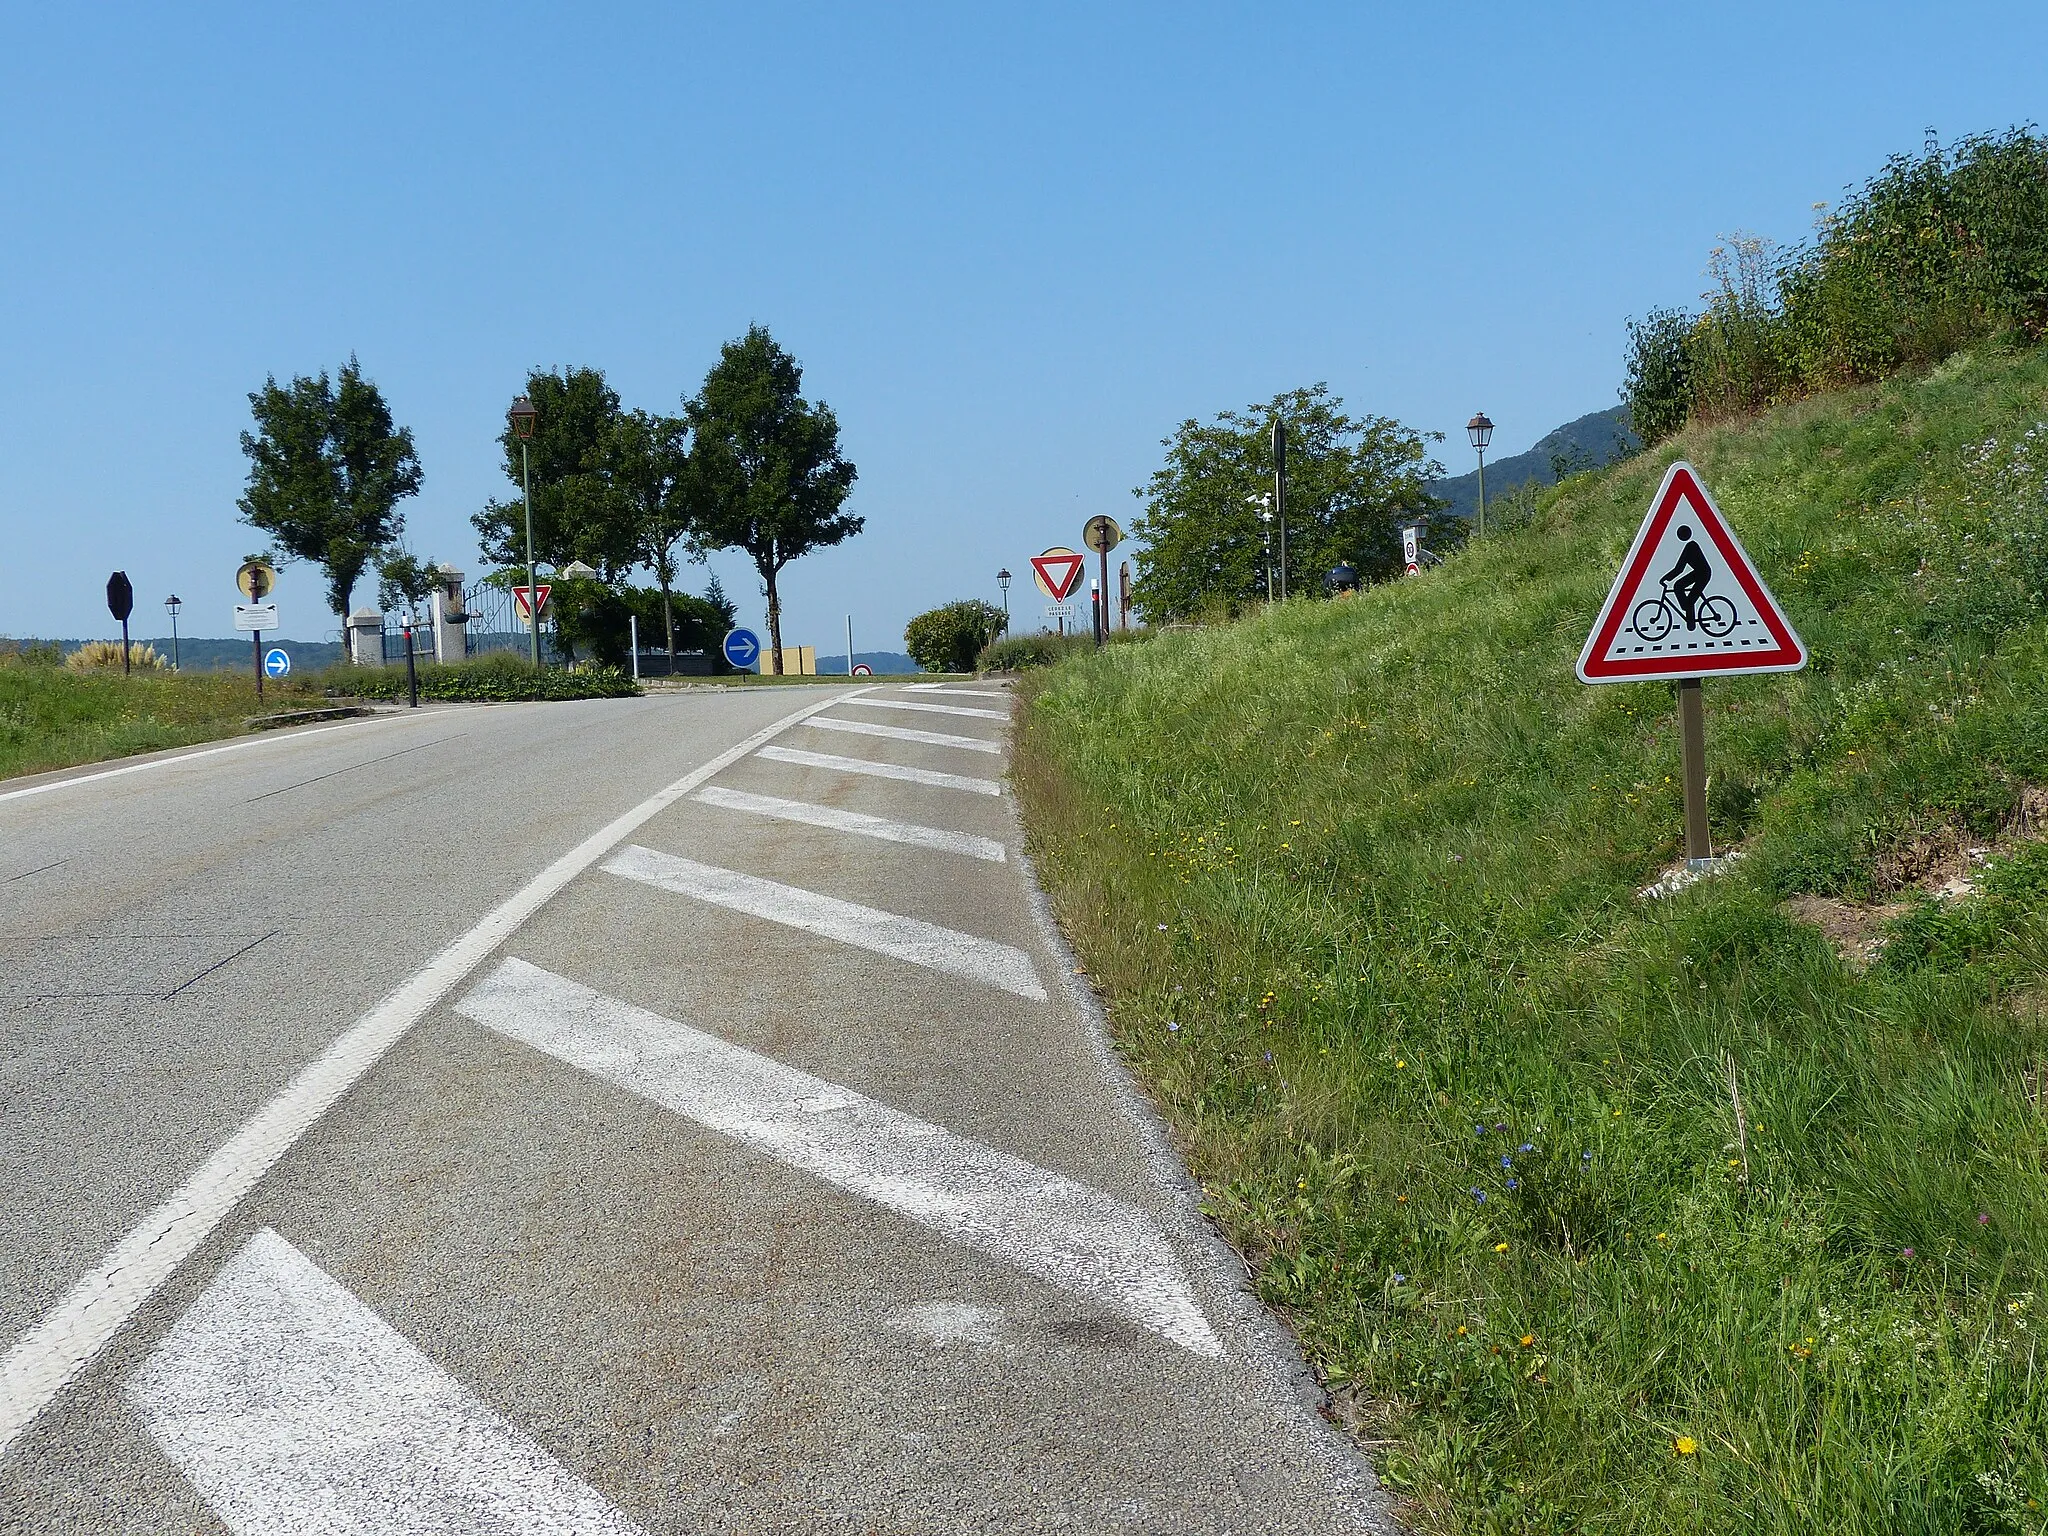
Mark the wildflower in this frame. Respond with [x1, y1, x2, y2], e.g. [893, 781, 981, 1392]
[1471, 1188, 1487, 1204]
[1495, 1122, 1508, 1132]
[1655, 1232, 1669, 1243]
[1674, 1436, 1698, 1457]
[1156, 924, 1168, 931]
[1582, 1150, 1594, 1161]
[1476, 1125, 1488, 1137]
[1902, 1247, 1915, 1258]
[1262, 1050, 1272, 1063]
[1166, 1022, 1180, 1033]
[1494, 1242, 1510, 1254]
[1519, 1144, 1534, 1154]
[1728, 1159, 1740, 1168]
[1519, 1334, 1535, 1348]
[1396, 1194, 1408, 1204]
[1979, 1213, 1992, 1225]
[1395, 1060, 1406, 1069]
[1505, 1178, 1520, 1192]
[1501, 1154, 1513, 1169]
[1457, 1325, 1468, 1336]
[1391, 1273, 1406, 1285]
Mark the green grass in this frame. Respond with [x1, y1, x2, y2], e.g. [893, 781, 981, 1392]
[1015, 344, 2048, 1534]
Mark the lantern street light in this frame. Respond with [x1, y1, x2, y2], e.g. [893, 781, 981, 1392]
[164, 594, 182, 670]
[509, 395, 541, 670]
[1467, 412, 1495, 539]
[996, 568, 1011, 631]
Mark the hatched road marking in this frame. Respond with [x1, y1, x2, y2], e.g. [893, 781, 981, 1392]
[693, 785, 1007, 862]
[129, 1229, 645, 1536]
[802, 716, 1002, 754]
[755, 744, 1002, 796]
[602, 845, 1046, 999]
[456, 960, 1223, 1357]
[904, 685, 1009, 699]
[837, 699, 1008, 721]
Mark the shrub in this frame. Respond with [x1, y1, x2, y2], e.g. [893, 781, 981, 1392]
[979, 631, 1099, 670]
[318, 654, 639, 702]
[65, 640, 167, 671]
[904, 599, 1006, 673]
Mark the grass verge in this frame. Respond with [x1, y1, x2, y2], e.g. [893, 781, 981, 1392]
[1015, 345, 2048, 1533]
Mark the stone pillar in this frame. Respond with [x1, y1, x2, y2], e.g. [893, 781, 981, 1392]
[430, 565, 467, 663]
[347, 610, 386, 667]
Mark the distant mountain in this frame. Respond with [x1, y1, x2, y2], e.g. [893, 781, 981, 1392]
[1430, 407, 1639, 521]
[814, 650, 920, 676]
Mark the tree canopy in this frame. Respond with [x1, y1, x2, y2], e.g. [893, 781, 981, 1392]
[1129, 385, 1449, 622]
[238, 357, 422, 627]
[471, 366, 640, 583]
[605, 407, 698, 656]
[688, 326, 860, 672]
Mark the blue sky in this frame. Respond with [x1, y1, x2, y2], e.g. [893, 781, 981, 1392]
[4, 2, 2045, 651]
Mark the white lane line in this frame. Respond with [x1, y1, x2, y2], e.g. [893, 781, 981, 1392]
[838, 698, 1008, 721]
[458, 961, 1222, 1357]
[129, 1229, 645, 1536]
[802, 715, 1001, 754]
[693, 786, 1007, 862]
[905, 685, 1009, 699]
[755, 744, 1002, 796]
[0, 689, 867, 1457]
[603, 845, 1045, 998]
[0, 715, 416, 807]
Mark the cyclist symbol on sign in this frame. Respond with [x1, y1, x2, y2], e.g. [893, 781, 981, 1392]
[1633, 525, 1736, 642]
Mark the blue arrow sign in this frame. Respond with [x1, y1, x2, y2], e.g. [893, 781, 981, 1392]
[721, 627, 761, 671]
[263, 648, 291, 678]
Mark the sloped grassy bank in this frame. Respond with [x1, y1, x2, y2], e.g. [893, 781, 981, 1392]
[1015, 347, 2048, 1534]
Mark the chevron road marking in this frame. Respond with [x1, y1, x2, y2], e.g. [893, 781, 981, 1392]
[754, 744, 1002, 796]
[128, 1229, 645, 1535]
[602, 845, 1044, 998]
[692, 786, 1006, 862]
[456, 960, 1222, 1357]
[801, 716, 1002, 754]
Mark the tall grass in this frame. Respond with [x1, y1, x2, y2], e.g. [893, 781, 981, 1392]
[1017, 346, 2048, 1533]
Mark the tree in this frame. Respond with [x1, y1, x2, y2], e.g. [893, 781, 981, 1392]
[375, 550, 443, 620]
[471, 367, 639, 584]
[1128, 385, 1448, 622]
[904, 600, 1006, 673]
[238, 357, 422, 634]
[606, 408, 698, 660]
[688, 326, 860, 672]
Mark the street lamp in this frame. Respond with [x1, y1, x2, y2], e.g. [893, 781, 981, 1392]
[509, 395, 540, 669]
[163, 594, 182, 670]
[1467, 412, 1495, 539]
[996, 568, 1011, 631]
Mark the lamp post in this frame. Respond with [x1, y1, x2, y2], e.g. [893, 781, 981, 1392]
[164, 594, 182, 670]
[997, 568, 1011, 632]
[509, 395, 540, 669]
[1467, 412, 1494, 539]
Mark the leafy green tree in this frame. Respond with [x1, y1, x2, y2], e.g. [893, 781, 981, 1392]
[688, 326, 860, 673]
[904, 600, 1006, 673]
[606, 408, 698, 659]
[375, 550, 443, 620]
[1129, 385, 1447, 622]
[471, 367, 639, 584]
[238, 356, 422, 634]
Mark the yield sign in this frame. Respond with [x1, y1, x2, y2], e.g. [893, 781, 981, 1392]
[513, 584, 552, 623]
[1576, 462, 1805, 683]
[1030, 548, 1085, 602]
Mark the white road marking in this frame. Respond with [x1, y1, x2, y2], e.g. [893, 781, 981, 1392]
[838, 698, 1008, 721]
[0, 715, 416, 806]
[905, 685, 1009, 699]
[693, 785, 1007, 862]
[0, 689, 867, 1457]
[129, 1229, 645, 1535]
[802, 715, 1001, 753]
[603, 845, 1045, 998]
[457, 961, 1222, 1356]
[755, 744, 1002, 796]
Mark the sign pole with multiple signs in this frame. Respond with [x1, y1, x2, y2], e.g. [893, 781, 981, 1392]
[1577, 462, 1806, 866]
[1031, 548, 1085, 636]
[1082, 517, 1123, 647]
[235, 561, 277, 699]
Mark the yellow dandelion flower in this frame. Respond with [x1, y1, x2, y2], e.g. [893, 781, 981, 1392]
[1494, 1242, 1510, 1253]
[1519, 1334, 1535, 1348]
[1674, 1436, 1698, 1457]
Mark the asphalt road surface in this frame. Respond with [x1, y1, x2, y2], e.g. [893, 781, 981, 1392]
[0, 685, 1394, 1534]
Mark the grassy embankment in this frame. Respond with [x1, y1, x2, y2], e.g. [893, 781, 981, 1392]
[1016, 346, 2048, 1534]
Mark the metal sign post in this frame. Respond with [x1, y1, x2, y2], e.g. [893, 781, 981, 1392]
[1082, 518, 1123, 649]
[106, 572, 134, 675]
[236, 561, 276, 699]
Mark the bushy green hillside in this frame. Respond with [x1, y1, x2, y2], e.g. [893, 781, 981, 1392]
[1017, 345, 2048, 1534]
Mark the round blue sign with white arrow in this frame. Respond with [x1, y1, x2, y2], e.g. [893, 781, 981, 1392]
[721, 627, 761, 671]
[263, 648, 291, 678]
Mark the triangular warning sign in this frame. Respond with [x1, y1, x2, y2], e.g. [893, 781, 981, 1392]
[1031, 548, 1085, 602]
[1576, 462, 1806, 683]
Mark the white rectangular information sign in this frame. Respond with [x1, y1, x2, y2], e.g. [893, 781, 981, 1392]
[233, 604, 278, 632]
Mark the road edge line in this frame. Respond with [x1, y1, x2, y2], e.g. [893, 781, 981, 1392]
[0, 686, 869, 1457]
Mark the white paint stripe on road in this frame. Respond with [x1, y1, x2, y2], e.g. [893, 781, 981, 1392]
[803, 715, 1002, 753]
[693, 786, 1007, 862]
[458, 961, 1222, 1357]
[0, 715, 419, 806]
[904, 685, 1009, 698]
[755, 744, 1003, 795]
[838, 698, 1008, 720]
[129, 1229, 645, 1536]
[603, 845, 1045, 998]
[0, 689, 868, 1457]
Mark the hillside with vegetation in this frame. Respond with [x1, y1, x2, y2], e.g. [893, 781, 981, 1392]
[1017, 340, 2048, 1532]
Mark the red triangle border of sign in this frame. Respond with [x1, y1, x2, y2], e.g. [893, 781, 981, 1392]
[1577, 463, 1805, 682]
[1031, 552, 1085, 602]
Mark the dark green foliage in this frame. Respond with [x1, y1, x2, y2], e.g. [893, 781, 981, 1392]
[323, 654, 637, 702]
[374, 551, 443, 618]
[472, 367, 642, 583]
[238, 356, 423, 629]
[904, 599, 1006, 673]
[979, 631, 1101, 670]
[1130, 385, 1449, 621]
[1622, 308, 1699, 445]
[687, 326, 860, 672]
